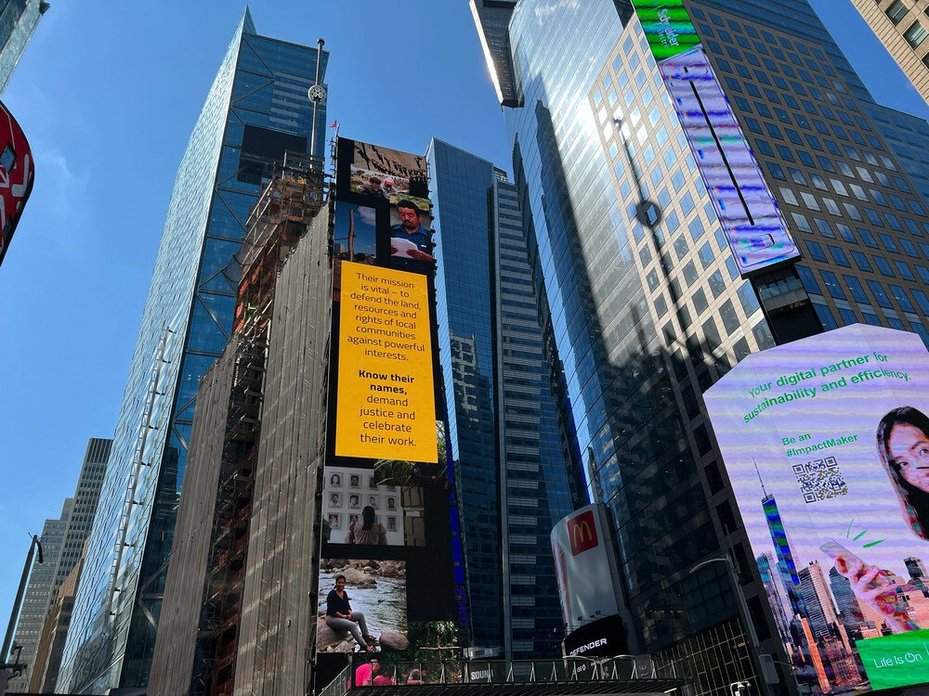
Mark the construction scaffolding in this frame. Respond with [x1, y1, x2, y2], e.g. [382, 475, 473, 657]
[193, 153, 326, 696]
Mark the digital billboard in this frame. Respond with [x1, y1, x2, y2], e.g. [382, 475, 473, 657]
[316, 138, 461, 687]
[704, 324, 929, 694]
[551, 504, 628, 658]
[630, 0, 801, 277]
[335, 262, 437, 462]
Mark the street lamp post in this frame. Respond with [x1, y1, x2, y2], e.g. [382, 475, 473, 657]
[1, 534, 43, 692]
[689, 555, 771, 696]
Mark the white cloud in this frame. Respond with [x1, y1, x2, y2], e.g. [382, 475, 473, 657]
[534, 0, 580, 21]
[358, 205, 376, 227]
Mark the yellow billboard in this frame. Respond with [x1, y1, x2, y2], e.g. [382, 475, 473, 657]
[335, 261, 437, 463]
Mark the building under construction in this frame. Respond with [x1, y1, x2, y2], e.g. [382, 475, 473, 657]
[149, 152, 332, 695]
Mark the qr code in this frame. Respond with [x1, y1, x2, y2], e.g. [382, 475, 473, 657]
[792, 456, 848, 503]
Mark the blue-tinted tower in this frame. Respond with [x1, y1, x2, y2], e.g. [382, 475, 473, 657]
[428, 139, 580, 657]
[57, 11, 327, 693]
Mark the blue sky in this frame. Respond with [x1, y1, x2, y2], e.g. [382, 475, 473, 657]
[0, 0, 927, 632]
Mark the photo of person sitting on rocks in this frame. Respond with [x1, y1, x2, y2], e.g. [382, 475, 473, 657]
[317, 559, 409, 655]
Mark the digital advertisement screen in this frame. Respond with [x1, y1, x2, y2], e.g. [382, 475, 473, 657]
[335, 262, 437, 463]
[704, 324, 929, 693]
[316, 139, 462, 686]
[551, 504, 627, 657]
[630, 0, 801, 277]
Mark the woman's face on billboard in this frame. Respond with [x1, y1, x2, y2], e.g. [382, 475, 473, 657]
[888, 423, 929, 492]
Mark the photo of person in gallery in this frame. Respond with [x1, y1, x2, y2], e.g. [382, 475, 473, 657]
[390, 200, 433, 261]
[326, 574, 376, 652]
[346, 505, 388, 545]
[830, 405, 929, 634]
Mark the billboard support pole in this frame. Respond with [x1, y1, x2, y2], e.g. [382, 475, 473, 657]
[690, 556, 770, 696]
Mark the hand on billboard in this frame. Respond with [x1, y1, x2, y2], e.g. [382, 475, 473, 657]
[407, 249, 434, 261]
[834, 555, 918, 633]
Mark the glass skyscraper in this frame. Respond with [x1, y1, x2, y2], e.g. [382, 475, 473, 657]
[57, 11, 327, 693]
[0, 0, 48, 93]
[428, 139, 579, 657]
[474, 0, 929, 690]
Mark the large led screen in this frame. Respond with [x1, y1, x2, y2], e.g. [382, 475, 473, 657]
[704, 324, 929, 693]
[316, 138, 462, 689]
[630, 0, 801, 277]
[335, 262, 437, 463]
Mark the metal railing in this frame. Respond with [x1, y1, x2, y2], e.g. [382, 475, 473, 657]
[338, 654, 693, 690]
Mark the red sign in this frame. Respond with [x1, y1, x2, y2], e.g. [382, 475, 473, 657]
[567, 510, 598, 556]
[0, 99, 34, 267]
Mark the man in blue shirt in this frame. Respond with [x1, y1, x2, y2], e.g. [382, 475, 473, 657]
[390, 200, 434, 262]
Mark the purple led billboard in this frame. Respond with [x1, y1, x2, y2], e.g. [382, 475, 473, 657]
[704, 324, 929, 693]
[630, 0, 801, 276]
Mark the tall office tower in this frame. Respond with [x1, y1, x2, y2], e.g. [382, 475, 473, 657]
[762, 494, 805, 618]
[905, 555, 928, 579]
[52, 439, 110, 599]
[427, 139, 580, 657]
[851, 0, 929, 107]
[29, 544, 86, 693]
[827, 566, 865, 632]
[473, 0, 929, 689]
[7, 499, 71, 692]
[756, 553, 791, 639]
[19, 438, 110, 693]
[0, 0, 49, 93]
[798, 561, 838, 640]
[57, 11, 327, 693]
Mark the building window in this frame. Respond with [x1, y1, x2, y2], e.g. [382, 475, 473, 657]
[838, 307, 858, 325]
[889, 284, 915, 313]
[813, 303, 838, 330]
[851, 250, 873, 272]
[867, 280, 894, 309]
[806, 239, 827, 262]
[904, 20, 928, 48]
[797, 265, 821, 294]
[843, 275, 870, 304]
[912, 288, 929, 314]
[887, 0, 910, 25]
[910, 323, 929, 350]
[874, 255, 895, 277]
[821, 270, 846, 300]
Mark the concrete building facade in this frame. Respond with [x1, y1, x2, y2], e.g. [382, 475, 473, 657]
[851, 0, 929, 107]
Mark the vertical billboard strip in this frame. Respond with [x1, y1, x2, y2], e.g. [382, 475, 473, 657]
[704, 324, 929, 693]
[316, 138, 460, 688]
[630, 0, 801, 277]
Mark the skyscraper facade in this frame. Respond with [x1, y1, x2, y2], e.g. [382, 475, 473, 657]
[851, 0, 929, 107]
[52, 439, 111, 599]
[473, 0, 929, 689]
[0, 0, 48, 93]
[28, 437, 110, 693]
[57, 12, 327, 693]
[798, 561, 838, 640]
[428, 139, 580, 657]
[8, 498, 71, 692]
